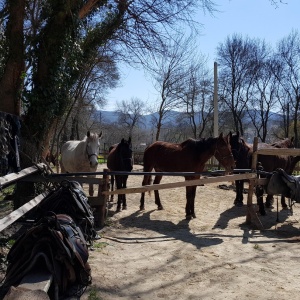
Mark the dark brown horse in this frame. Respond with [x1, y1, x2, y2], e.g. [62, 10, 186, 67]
[139, 133, 236, 220]
[45, 151, 57, 166]
[107, 138, 133, 212]
[229, 131, 297, 215]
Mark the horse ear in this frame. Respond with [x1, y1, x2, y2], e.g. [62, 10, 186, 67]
[219, 132, 224, 138]
[87, 131, 90, 137]
[128, 137, 131, 144]
[121, 138, 125, 143]
[99, 131, 102, 138]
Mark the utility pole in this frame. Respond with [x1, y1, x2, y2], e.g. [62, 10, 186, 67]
[213, 62, 219, 170]
[213, 62, 218, 137]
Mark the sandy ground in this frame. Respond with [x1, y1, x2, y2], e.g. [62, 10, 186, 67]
[78, 164, 300, 300]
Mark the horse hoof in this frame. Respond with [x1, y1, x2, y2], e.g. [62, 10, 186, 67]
[158, 206, 164, 210]
[259, 210, 266, 216]
[140, 206, 145, 211]
[116, 208, 121, 213]
[123, 206, 127, 210]
[186, 215, 192, 220]
[192, 214, 196, 218]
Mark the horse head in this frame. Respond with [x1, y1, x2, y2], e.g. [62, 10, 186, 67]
[214, 133, 235, 173]
[229, 131, 251, 169]
[86, 131, 102, 169]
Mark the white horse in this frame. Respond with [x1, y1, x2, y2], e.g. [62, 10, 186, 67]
[60, 131, 102, 196]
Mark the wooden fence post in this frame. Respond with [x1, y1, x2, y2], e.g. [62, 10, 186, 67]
[246, 137, 263, 229]
[100, 169, 109, 227]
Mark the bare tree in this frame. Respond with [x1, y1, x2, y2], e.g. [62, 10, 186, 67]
[116, 97, 146, 136]
[217, 34, 262, 136]
[0, 0, 217, 164]
[176, 56, 214, 138]
[272, 30, 300, 146]
[245, 41, 279, 142]
[149, 34, 195, 140]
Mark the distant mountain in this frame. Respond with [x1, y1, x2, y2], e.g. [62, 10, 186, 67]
[96, 110, 187, 129]
[95, 109, 284, 129]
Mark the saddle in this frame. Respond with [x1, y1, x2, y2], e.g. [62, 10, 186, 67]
[267, 168, 300, 202]
[1, 213, 91, 299]
[33, 180, 97, 243]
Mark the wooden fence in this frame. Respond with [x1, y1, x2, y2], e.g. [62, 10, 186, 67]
[0, 164, 109, 232]
[3, 140, 300, 296]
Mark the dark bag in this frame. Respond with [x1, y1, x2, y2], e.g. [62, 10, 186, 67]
[1, 213, 91, 298]
[266, 170, 291, 197]
[35, 180, 97, 243]
[267, 168, 300, 202]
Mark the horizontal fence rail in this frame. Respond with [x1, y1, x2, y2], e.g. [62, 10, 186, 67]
[102, 173, 257, 195]
[47, 169, 253, 178]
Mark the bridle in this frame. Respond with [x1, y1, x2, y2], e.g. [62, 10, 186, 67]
[214, 139, 234, 164]
[119, 144, 133, 170]
[230, 137, 245, 161]
[86, 145, 98, 160]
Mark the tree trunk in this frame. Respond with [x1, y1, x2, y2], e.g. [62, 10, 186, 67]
[0, 0, 25, 115]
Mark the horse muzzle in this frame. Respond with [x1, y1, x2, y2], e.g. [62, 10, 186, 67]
[88, 153, 99, 168]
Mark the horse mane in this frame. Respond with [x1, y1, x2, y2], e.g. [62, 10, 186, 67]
[83, 132, 99, 142]
[180, 137, 217, 152]
[239, 136, 252, 151]
[271, 137, 294, 148]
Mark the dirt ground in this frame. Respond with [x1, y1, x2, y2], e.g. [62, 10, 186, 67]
[79, 164, 300, 300]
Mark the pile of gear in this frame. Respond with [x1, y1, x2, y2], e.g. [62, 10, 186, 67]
[1, 180, 97, 299]
[267, 168, 300, 203]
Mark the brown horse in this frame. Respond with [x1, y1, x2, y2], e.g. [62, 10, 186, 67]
[107, 138, 133, 212]
[139, 133, 235, 220]
[229, 131, 297, 215]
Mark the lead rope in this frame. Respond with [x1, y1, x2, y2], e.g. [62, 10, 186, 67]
[276, 195, 279, 222]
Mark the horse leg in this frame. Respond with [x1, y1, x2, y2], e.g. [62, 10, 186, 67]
[115, 175, 122, 212]
[185, 186, 197, 219]
[281, 195, 288, 208]
[88, 175, 95, 196]
[265, 194, 274, 208]
[256, 185, 266, 216]
[110, 175, 115, 202]
[122, 176, 128, 210]
[153, 175, 163, 210]
[140, 174, 151, 210]
[234, 180, 244, 206]
[140, 192, 145, 210]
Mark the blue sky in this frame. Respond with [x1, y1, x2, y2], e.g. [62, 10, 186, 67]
[104, 0, 299, 111]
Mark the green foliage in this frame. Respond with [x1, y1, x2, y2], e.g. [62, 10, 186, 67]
[92, 241, 109, 251]
[88, 286, 103, 300]
[0, 185, 15, 201]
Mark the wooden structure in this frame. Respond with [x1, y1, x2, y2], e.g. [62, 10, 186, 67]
[0, 163, 109, 297]
[2, 137, 300, 296]
[0, 163, 109, 231]
[103, 137, 300, 229]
